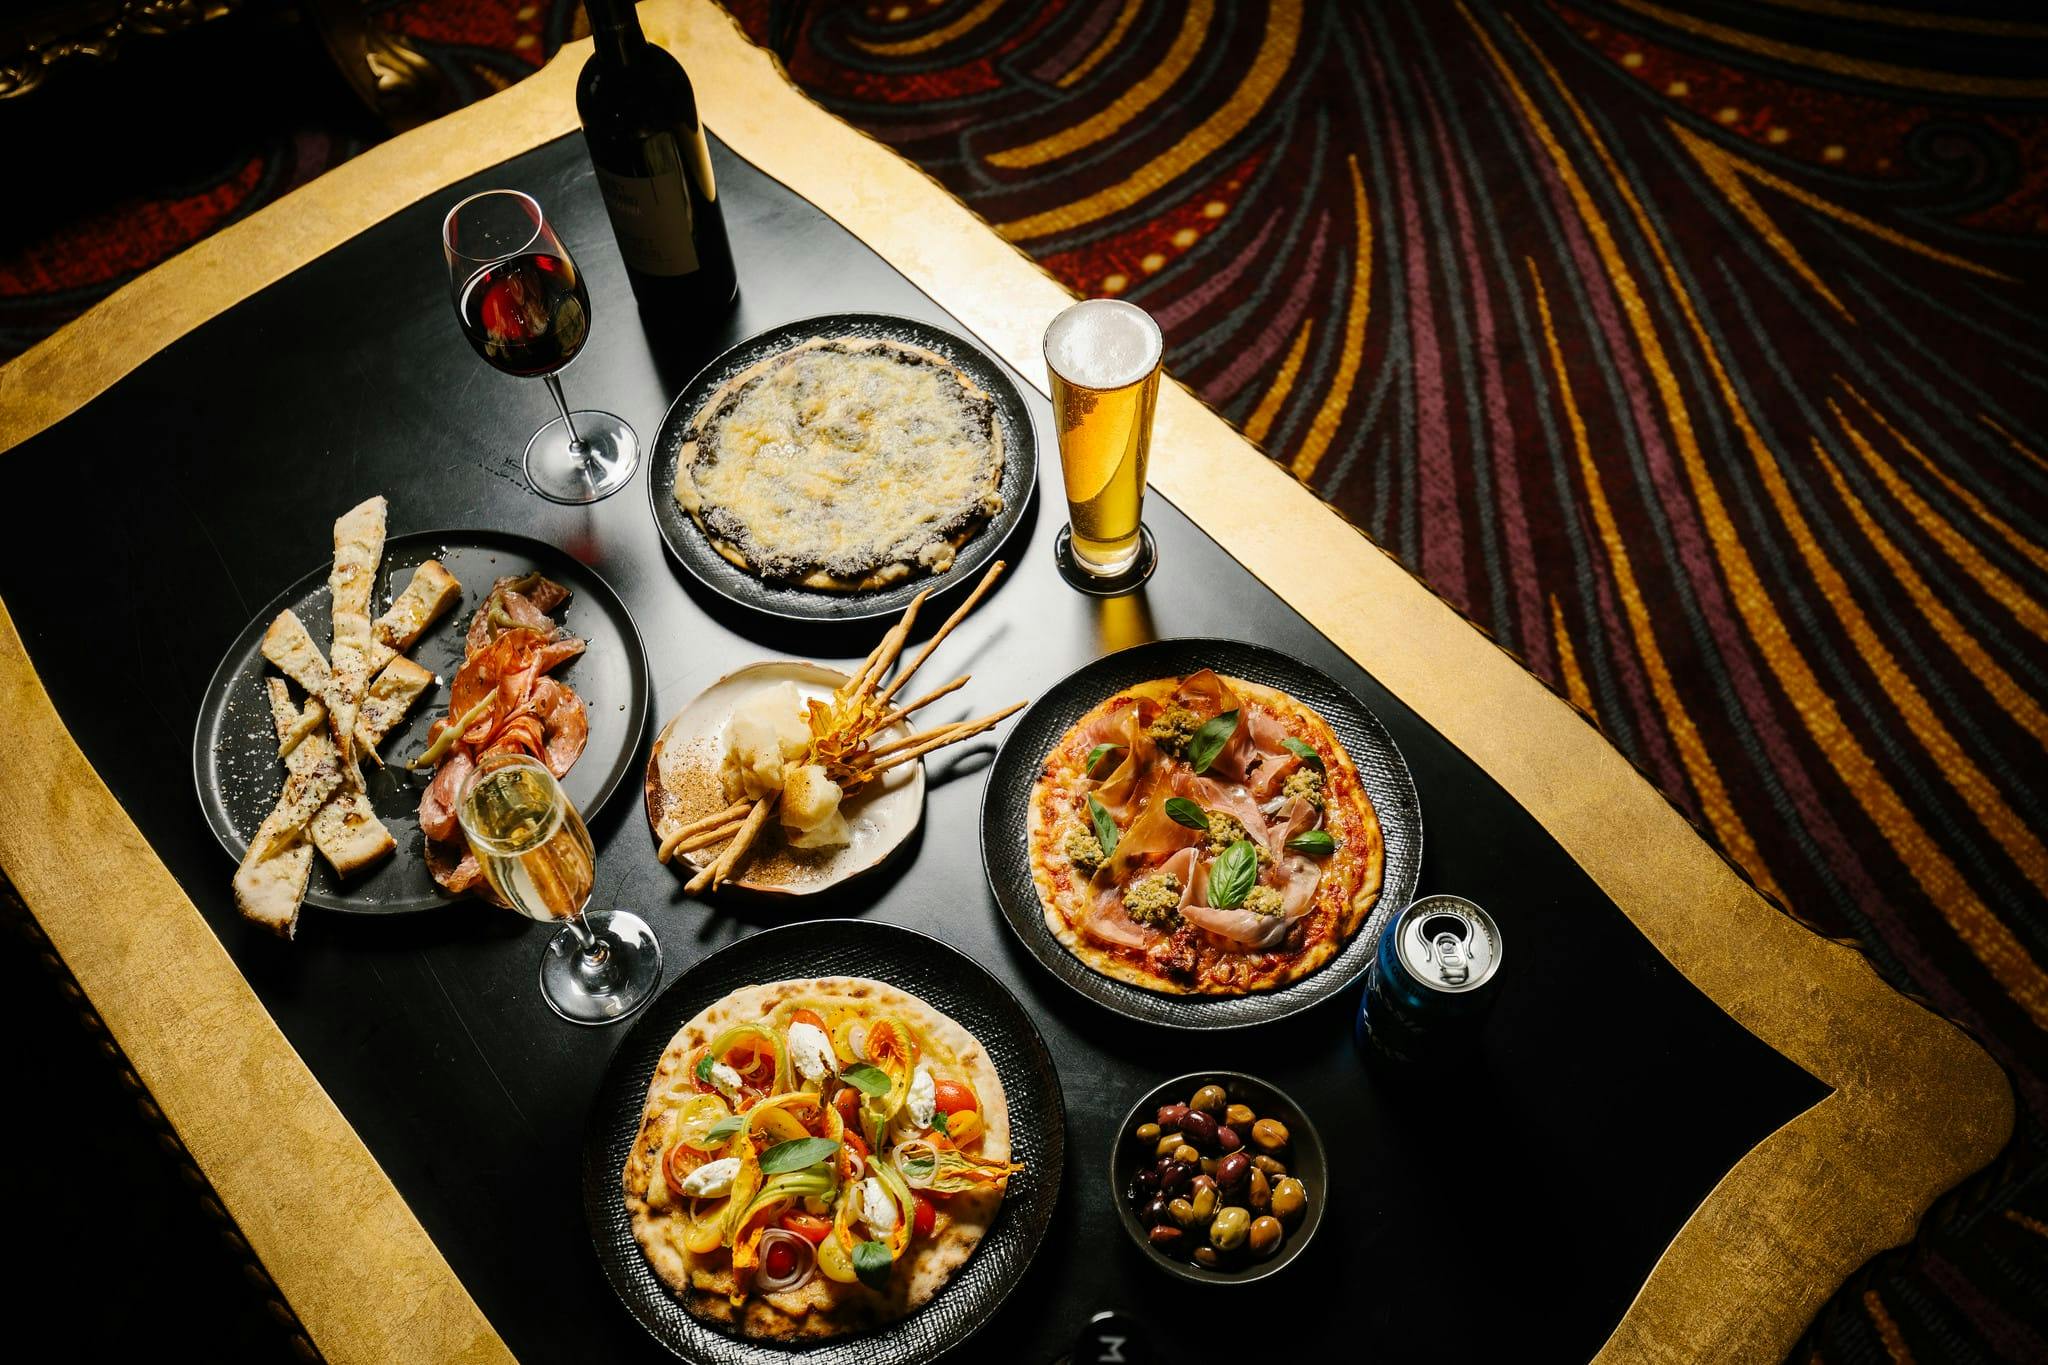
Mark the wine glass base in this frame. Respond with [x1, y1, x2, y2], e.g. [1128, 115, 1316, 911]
[524, 410, 639, 505]
[1054, 524, 1157, 597]
[538, 909, 663, 1025]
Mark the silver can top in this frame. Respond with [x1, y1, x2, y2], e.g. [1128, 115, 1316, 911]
[1396, 895, 1503, 994]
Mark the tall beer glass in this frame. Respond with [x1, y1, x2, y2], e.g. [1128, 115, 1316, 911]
[1044, 299, 1163, 589]
[458, 750, 662, 1024]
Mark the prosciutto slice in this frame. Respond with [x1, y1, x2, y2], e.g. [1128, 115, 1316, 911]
[1085, 702, 1159, 819]
[1081, 878, 1168, 950]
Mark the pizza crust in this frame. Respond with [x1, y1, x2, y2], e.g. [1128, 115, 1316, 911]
[1026, 674, 1384, 995]
[623, 977, 1010, 1341]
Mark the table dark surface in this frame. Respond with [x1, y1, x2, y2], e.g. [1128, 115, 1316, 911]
[0, 133, 1825, 1364]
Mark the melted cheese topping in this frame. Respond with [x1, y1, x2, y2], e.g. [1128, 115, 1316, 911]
[678, 341, 1003, 582]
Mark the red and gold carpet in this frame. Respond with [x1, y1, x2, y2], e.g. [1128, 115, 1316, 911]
[4, 2, 2045, 1360]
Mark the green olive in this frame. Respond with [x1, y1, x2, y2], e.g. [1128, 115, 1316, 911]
[1251, 1154, 1289, 1178]
[1188, 1176, 1218, 1223]
[1190, 1084, 1229, 1115]
[1224, 1102, 1256, 1128]
[1135, 1122, 1161, 1144]
[1247, 1166, 1271, 1211]
[1248, 1215, 1284, 1259]
[1192, 1246, 1222, 1269]
[1172, 1143, 1201, 1165]
[1168, 1197, 1196, 1228]
[1251, 1118, 1290, 1152]
[1155, 1132, 1184, 1159]
[1209, 1205, 1251, 1250]
[1271, 1177, 1307, 1222]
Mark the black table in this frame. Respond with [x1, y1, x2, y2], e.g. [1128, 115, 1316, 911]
[0, 127, 1826, 1364]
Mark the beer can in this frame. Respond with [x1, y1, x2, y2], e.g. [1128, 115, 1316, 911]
[1355, 895, 1504, 1062]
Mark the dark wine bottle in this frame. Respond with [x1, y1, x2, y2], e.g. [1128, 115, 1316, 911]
[576, 0, 738, 315]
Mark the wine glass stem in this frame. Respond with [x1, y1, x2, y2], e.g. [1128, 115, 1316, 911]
[543, 373, 585, 453]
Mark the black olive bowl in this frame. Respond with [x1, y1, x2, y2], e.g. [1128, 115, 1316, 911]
[1108, 1070, 1327, 1286]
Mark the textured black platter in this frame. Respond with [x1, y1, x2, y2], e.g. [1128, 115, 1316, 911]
[647, 313, 1039, 623]
[190, 530, 651, 912]
[583, 920, 1064, 1364]
[983, 638, 1421, 1028]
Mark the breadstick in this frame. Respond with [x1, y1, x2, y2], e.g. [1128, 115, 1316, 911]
[664, 818, 749, 860]
[657, 802, 751, 862]
[852, 587, 932, 702]
[875, 561, 1005, 706]
[686, 796, 775, 894]
[864, 701, 1025, 775]
[866, 719, 969, 763]
[872, 675, 969, 732]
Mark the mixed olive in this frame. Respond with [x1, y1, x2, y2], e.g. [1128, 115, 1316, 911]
[1124, 1081, 1308, 1271]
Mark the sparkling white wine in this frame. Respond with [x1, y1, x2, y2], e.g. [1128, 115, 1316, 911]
[1044, 300, 1163, 575]
[460, 759, 595, 924]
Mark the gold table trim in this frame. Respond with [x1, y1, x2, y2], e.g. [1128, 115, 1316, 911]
[0, 4, 2011, 1362]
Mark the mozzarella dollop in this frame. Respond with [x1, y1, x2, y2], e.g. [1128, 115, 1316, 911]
[788, 1021, 836, 1083]
[676, 1157, 742, 1199]
[859, 1176, 898, 1234]
[907, 1065, 937, 1129]
[707, 1061, 744, 1095]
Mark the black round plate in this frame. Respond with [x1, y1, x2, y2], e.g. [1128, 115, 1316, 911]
[646, 313, 1039, 623]
[191, 530, 651, 913]
[582, 919, 1065, 1364]
[980, 639, 1422, 1028]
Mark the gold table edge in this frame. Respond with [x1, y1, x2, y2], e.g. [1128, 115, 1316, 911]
[0, 4, 2013, 1362]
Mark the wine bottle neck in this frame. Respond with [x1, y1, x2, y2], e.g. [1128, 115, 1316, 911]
[586, 0, 649, 67]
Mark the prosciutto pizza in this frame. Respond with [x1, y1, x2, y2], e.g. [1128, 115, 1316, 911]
[1025, 669, 1384, 995]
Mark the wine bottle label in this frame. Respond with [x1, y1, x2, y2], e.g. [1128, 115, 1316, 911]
[593, 136, 701, 278]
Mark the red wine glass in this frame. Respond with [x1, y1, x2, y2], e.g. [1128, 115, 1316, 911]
[442, 189, 639, 504]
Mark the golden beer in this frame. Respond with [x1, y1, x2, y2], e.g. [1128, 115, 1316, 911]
[1044, 299, 1163, 577]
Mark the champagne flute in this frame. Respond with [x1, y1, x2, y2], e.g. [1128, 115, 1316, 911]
[442, 189, 640, 504]
[457, 750, 662, 1024]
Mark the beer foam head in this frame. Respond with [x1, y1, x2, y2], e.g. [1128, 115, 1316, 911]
[1044, 299, 1163, 390]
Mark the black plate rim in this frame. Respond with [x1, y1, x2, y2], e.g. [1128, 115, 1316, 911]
[978, 637, 1423, 1030]
[188, 527, 653, 914]
[581, 918, 1067, 1364]
[644, 312, 1040, 624]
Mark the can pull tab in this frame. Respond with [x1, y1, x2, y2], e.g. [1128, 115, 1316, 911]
[1432, 932, 1470, 986]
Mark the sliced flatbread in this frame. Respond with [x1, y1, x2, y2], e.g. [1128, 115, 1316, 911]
[323, 495, 387, 764]
[368, 558, 461, 673]
[234, 690, 347, 936]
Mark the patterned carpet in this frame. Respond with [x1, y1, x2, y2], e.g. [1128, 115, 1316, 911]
[6, 1, 2047, 1360]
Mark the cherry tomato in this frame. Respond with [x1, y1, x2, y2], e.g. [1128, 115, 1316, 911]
[780, 1211, 833, 1244]
[843, 1131, 870, 1159]
[932, 1078, 978, 1116]
[912, 1193, 936, 1239]
[789, 1008, 826, 1031]
[833, 1085, 862, 1127]
[727, 1042, 776, 1084]
[764, 1239, 798, 1280]
[687, 1047, 714, 1092]
[663, 1142, 703, 1194]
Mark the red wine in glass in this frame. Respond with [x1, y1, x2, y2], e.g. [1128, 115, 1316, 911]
[457, 251, 591, 379]
[442, 190, 638, 504]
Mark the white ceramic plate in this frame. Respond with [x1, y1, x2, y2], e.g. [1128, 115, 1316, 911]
[644, 661, 925, 895]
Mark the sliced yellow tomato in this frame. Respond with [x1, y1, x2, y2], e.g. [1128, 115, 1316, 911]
[945, 1109, 984, 1146]
[672, 1094, 735, 1152]
[683, 1207, 727, 1255]
[816, 1233, 859, 1284]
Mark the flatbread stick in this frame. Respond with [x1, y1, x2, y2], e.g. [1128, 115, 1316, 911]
[367, 558, 462, 673]
[875, 560, 1005, 706]
[323, 495, 387, 765]
[269, 680, 397, 879]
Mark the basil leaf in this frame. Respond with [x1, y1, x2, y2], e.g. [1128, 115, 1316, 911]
[1281, 736, 1324, 771]
[839, 1063, 892, 1097]
[852, 1239, 895, 1290]
[1209, 839, 1260, 910]
[758, 1136, 842, 1174]
[704, 1115, 745, 1143]
[931, 1109, 951, 1135]
[1164, 797, 1210, 831]
[1286, 830, 1337, 855]
[1187, 710, 1239, 774]
[1088, 794, 1119, 858]
[1084, 742, 1119, 774]
[694, 1055, 715, 1084]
